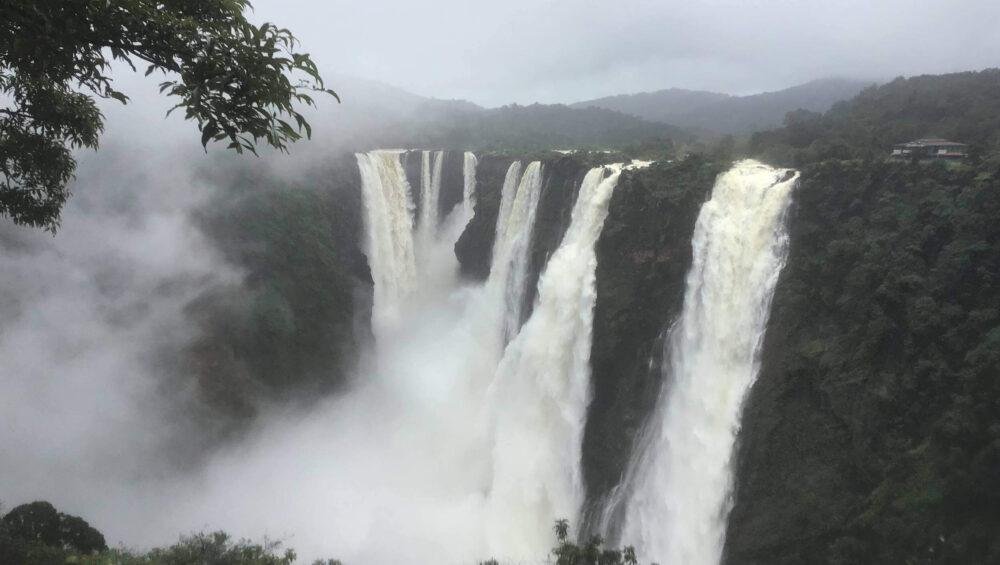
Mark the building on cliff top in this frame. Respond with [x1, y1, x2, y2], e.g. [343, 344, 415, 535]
[891, 138, 968, 159]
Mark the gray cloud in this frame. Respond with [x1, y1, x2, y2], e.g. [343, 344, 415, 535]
[250, 0, 1000, 106]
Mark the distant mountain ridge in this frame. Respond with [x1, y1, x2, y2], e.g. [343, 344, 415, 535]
[571, 87, 732, 125]
[572, 78, 873, 134]
[317, 74, 690, 151]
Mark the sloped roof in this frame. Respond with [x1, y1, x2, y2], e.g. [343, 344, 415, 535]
[895, 138, 967, 148]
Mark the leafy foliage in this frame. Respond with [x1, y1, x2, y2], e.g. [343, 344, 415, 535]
[0, 501, 106, 563]
[102, 531, 299, 565]
[478, 520, 645, 565]
[551, 519, 640, 565]
[1, 501, 343, 565]
[1, 0, 335, 230]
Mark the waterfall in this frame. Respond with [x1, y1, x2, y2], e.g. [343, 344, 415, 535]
[487, 161, 544, 344]
[417, 150, 445, 251]
[611, 159, 798, 565]
[355, 150, 418, 334]
[463, 151, 478, 216]
[485, 165, 623, 559]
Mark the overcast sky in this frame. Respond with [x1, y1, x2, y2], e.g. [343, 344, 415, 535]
[248, 0, 1000, 107]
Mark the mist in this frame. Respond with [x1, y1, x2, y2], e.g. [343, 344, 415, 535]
[1, 91, 505, 562]
[0, 100, 238, 528]
[3, 3, 999, 564]
[248, 0, 1000, 105]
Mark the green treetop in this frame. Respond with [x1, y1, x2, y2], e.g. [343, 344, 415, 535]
[1, 0, 337, 231]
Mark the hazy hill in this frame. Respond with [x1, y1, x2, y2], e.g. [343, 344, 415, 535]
[569, 88, 732, 125]
[409, 102, 691, 151]
[573, 78, 872, 134]
[751, 68, 1000, 165]
[313, 75, 690, 151]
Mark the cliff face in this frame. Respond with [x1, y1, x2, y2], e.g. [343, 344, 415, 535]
[725, 160, 1000, 564]
[187, 153, 373, 428]
[454, 154, 591, 293]
[455, 154, 513, 280]
[581, 156, 723, 527]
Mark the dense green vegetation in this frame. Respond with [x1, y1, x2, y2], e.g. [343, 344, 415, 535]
[185, 156, 370, 424]
[725, 68, 1000, 563]
[728, 157, 1000, 564]
[1, 501, 107, 563]
[404, 102, 690, 153]
[477, 520, 643, 565]
[0, 501, 340, 564]
[4, 504, 637, 565]
[750, 69, 1000, 167]
[1, 0, 333, 230]
[550, 519, 640, 565]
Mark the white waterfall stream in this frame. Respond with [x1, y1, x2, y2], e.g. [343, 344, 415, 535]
[609, 159, 798, 565]
[488, 161, 545, 345]
[485, 165, 623, 559]
[350, 153, 629, 562]
[355, 150, 418, 334]
[263, 153, 796, 564]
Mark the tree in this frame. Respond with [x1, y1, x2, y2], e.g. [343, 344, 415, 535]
[551, 519, 640, 565]
[1, 500, 107, 556]
[1, 0, 337, 231]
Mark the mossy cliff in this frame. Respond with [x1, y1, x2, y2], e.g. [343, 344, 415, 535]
[582, 156, 724, 527]
[186, 153, 373, 427]
[724, 159, 1000, 564]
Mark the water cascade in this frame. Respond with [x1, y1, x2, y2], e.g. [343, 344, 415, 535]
[355, 150, 418, 333]
[417, 150, 445, 252]
[463, 151, 478, 216]
[487, 161, 545, 345]
[485, 164, 624, 559]
[609, 159, 798, 565]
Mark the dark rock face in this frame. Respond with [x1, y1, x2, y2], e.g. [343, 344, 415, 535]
[188, 152, 373, 427]
[439, 150, 466, 218]
[581, 156, 724, 530]
[724, 160, 1000, 564]
[403, 150, 423, 223]
[402, 149, 466, 227]
[455, 155, 518, 280]
[454, 154, 591, 311]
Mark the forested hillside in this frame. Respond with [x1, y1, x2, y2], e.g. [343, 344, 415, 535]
[752, 69, 1000, 166]
[183, 155, 372, 434]
[405, 102, 690, 152]
[726, 68, 1000, 564]
[573, 78, 869, 134]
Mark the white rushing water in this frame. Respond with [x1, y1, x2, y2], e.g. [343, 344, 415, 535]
[485, 165, 623, 559]
[488, 161, 545, 344]
[611, 159, 798, 565]
[417, 150, 446, 252]
[355, 150, 418, 334]
[463, 151, 478, 216]
[348, 153, 627, 562]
